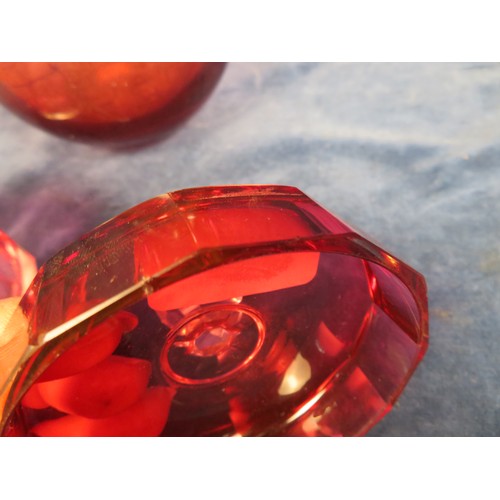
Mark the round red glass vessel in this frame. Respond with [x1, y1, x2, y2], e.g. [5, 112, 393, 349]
[0, 62, 225, 146]
[0, 186, 428, 436]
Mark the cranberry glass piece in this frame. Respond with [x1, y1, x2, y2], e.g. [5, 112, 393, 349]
[0, 62, 225, 146]
[0, 186, 428, 436]
[0, 230, 36, 300]
[0, 230, 37, 415]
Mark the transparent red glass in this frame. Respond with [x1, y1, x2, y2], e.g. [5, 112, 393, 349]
[0, 62, 225, 146]
[0, 186, 428, 436]
[0, 230, 36, 300]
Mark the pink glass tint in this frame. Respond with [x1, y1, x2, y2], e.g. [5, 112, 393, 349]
[0, 230, 36, 300]
[0, 186, 428, 436]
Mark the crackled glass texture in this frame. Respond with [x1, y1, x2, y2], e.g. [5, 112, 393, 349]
[0, 62, 225, 146]
[0, 186, 428, 436]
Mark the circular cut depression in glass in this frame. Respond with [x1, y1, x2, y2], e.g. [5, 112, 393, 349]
[3, 250, 423, 437]
[161, 305, 265, 386]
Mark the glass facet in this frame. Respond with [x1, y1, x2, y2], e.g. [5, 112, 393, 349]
[0, 186, 428, 436]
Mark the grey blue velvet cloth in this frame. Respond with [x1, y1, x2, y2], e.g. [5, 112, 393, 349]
[0, 62, 498, 436]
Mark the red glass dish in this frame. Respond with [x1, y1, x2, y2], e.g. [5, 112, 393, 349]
[0, 62, 225, 146]
[0, 186, 428, 436]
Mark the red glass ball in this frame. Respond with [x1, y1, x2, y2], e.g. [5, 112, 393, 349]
[0, 62, 225, 146]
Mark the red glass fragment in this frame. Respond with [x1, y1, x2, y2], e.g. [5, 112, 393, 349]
[0, 62, 225, 146]
[38, 311, 138, 382]
[31, 387, 175, 437]
[37, 355, 152, 418]
[21, 384, 48, 410]
[0, 186, 428, 436]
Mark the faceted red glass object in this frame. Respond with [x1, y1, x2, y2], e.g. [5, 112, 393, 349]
[0, 186, 428, 436]
[0, 62, 225, 146]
